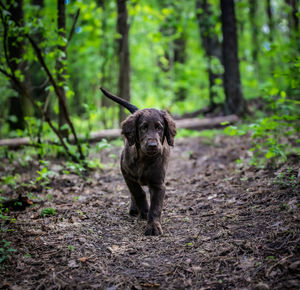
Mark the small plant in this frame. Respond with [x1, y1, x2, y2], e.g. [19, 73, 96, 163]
[0, 174, 21, 189]
[266, 255, 275, 262]
[87, 158, 103, 169]
[65, 161, 86, 176]
[96, 139, 111, 151]
[41, 208, 56, 217]
[274, 169, 297, 189]
[36, 164, 56, 187]
[0, 197, 16, 230]
[0, 240, 16, 264]
[67, 245, 75, 251]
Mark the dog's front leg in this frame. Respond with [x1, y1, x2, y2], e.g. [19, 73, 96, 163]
[123, 177, 149, 219]
[145, 184, 165, 236]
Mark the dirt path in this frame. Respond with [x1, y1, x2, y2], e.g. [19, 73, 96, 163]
[1, 136, 299, 289]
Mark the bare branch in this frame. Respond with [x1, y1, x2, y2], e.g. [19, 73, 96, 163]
[0, 8, 12, 72]
[67, 8, 80, 46]
[0, 1, 85, 160]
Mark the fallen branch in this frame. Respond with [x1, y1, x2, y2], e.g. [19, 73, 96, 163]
[0, 115, 239, 148]
[175, 114, 239, 130]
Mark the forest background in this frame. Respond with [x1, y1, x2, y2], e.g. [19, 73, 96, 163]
[0, 1, 299, 287]
[0, 0, 299, 166]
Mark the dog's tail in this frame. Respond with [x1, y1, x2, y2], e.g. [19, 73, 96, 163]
[100, 87, 139, 114]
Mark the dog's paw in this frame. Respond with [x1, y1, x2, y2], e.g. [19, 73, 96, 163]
[129, 202, 139, 217]
[145, 221, 163, 236]
[129, 208, 139, 217]
[139, 209, 148, 220]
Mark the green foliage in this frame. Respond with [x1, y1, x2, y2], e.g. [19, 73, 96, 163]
[0, 174, 21, 189]
[0, 240, 16, 264]
[0, 206, 13, 224]
[0, 196, 16, 233]
[225, 50, 299, 167]
[0, 0, 298, 170]
[67, 245, 75, 251]
[41, 207, 56, 217]
[65, 160, 86, 176]
[274, 168, 298, 190]
[36, 164, 57, 187]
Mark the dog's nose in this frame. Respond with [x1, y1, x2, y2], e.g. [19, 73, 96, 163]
[148, 141, 157, 149]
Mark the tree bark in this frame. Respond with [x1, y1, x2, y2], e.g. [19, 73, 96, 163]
[220, 0, 246, 116]
[249, 0, 259, 63]
[266, 0, 274, 42]
[7, 0, 26, 130]
[285, 0, 299, 36]
[30, 0, 48, 110]
[116, 0, 131, 123]
[174, 30, 187, 102]
[56, 0, 68, 138]
[196, 0, 223, 110]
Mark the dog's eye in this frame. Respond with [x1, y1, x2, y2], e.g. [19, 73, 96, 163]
[155, 124, 162, 131]
[141, 124, 148, 131]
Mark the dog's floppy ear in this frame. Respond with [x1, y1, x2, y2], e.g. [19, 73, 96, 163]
[121, 112, 140, 146]
[161, 111, 177, 146]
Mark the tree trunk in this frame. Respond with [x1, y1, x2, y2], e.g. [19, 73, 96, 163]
[56, 0, 68, 138]
[220, 0, 246, 116]
[249, 0, 259, 63]
[173, 31, 187, 102]
[266, 0, 274, 42]
[7, 0, 27, 130]
[249, 0, 262, 82]
[30, 0, 48, 110]
[196, 0, 223, 110]
[116, 0, 131, 123]
[285, 0, 299, 36]
[98, 0, 116, 107]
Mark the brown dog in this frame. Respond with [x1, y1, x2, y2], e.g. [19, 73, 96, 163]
[100, 88, 176, 236]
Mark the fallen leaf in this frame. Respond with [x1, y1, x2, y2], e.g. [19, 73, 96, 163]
[78, 257, 88, 262]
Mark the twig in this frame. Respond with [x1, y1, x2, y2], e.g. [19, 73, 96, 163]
[67, 8, 80, 46]
[266, 254, 293, 277]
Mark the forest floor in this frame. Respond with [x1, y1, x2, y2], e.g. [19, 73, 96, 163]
[0, 134, 299, 289]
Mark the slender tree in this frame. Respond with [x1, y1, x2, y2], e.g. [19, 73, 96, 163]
[7, 0, 26, 130]
[249, 0, 259, 63]
[220, 0, 246, 116]
[285, 0, 299, 36]
[158, 0, 188, 102]
[98, 0, 117, 107]
[173, 28, 187, 102]
[196, 0, 223, 111]
[266, 0, 274, 42]
[30, 0, 48, 106]
[116, 0, 131, 123]
[56, 0, 68, 138]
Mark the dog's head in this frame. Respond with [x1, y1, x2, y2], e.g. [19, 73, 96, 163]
[121, 109, 176, 156]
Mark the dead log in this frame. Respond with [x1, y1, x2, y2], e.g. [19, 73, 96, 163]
[175, 114, 239, 130]
[87, 128, 121, 143]
[0, 137, 30, 148]
[0, 115, 238, 148]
